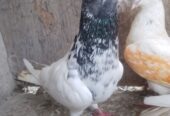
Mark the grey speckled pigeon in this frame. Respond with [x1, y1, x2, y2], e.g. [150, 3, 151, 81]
[22, 0, 123, 116]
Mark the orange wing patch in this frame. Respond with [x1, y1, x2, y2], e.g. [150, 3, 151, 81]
[124, 46, 170, 87]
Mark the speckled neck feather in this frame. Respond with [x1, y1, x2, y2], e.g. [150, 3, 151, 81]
[79, 0, 118, 49]
[68, 0, 119, 80]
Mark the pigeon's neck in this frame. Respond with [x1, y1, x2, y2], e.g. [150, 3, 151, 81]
[68, 0, 119, 67]
[74, 0, 118, 50]
[127, 0, 168, 44]
[78, 15, 118, 50]
[138, 0, 165, 27]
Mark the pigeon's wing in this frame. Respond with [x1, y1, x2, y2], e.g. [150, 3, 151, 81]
[124, 38, 170, 87]
[39, 55, 93, 111]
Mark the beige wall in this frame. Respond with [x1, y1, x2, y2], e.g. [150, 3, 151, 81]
[0, 0, 81, 75]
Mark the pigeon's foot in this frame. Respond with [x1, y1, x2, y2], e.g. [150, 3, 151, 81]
[92, 109, 113, 116]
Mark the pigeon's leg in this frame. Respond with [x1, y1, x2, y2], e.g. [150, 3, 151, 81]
[90, 104, 113, 116]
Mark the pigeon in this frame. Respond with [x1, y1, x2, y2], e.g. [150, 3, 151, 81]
[124, 0, 170, 107]
[22, 0, 124, 116]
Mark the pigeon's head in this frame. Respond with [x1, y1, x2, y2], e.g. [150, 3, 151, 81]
[82, 0, 118, 18]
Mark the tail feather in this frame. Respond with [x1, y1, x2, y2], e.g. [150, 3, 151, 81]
[140, 107, 170, 116]
[144, 94, 170, 107]
[18, 59, 41, 85]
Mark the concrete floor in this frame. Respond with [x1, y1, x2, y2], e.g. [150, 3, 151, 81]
[0, 85, 148, 116]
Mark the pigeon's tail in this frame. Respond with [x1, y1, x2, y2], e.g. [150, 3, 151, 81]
[140, 107, 170, 116]
[19, 59, 41, 85]
[144, 94, 170, 107]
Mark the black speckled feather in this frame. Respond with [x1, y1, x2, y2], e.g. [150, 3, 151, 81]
[67, 0, 120, 100]
[68, 0, 119, 79]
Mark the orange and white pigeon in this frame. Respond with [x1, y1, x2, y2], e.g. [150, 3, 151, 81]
[124, 0, 170, 107]
[20, 0, 124, 116]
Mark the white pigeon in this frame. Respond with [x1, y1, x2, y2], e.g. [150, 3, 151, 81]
[21, 0, 124, 116]
[124, 0, 170, 107]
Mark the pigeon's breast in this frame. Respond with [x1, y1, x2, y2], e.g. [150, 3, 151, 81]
[77, 46, 122, 102]
[67, 34, 123, 102]
[83, 60, 123, 103]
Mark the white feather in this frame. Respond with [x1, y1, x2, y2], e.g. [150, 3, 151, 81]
[23, 59, 40, 78]
[140, 107, 170, 116]
[17, 70, 40, 85]
[127, 0, 168, 45]
[23, 56, 93, 116]
[144, 81, 170, 107]
[147, 81, 170, 95]
[144, 94, 170, 107]
[19, 59, 40, 85]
